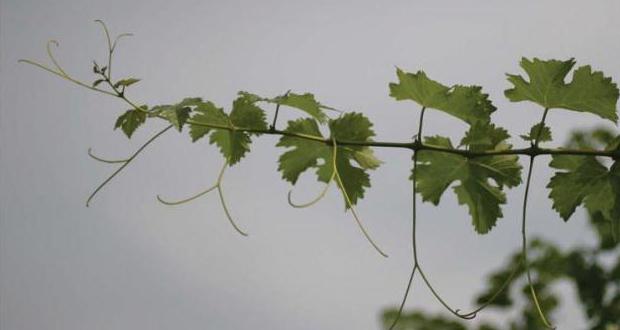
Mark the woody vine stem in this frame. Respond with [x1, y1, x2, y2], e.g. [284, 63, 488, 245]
[19, 21, 620, 329]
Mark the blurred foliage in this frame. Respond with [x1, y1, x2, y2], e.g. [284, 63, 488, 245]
[382, 127, 620, 330]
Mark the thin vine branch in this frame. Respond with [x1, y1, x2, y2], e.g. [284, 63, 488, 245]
[182, 119, 620, 159]
[17, 54, 620, 160]
[520, 108, 556, 329]
[86, 125, 173, 207]
[388, 107, 426, 330]
[270, 89, 291, 130]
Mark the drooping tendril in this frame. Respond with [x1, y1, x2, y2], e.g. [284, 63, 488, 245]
[287, 139, 337, 208]
[326, 137, 388, 258]
[88, 147, 130, 164]
[157, 185, 217, 206]
[157, 161, 249, 237]
[454, 263, 521, 319]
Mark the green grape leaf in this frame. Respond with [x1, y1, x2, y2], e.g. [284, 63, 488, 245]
[548, 156, 620, 222]
[114, 108, 147, 138]
[188, 101, 228, 142]
[189, 97, 267, 165]
[389, 69, 448, 107]
[505, 58, 619, 122]
[158, 106, 191, 131]
[350, 147, 381, 170]
[151, 97, 206, 132]
[229, 97, 269, 132]
[277, 118, 327, 184]
[277, 113, 380, 208]
[209, 130, 251, 166]
[460, 122, 510, 151]
[558, 129, 620, 247]
[272, 93, 329, 123]
[389, 68, 496, 124]
[239, 91, 333, 123]
[416, 133, 522, 234]
[520, 123, 552, 143]
[114, 77, 141, 88]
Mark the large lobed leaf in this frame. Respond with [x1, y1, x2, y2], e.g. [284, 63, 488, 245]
[547, 129, 620, 244]
[188, 96, 268, 165]
[548, 158, 620, 228]
[415, 124, 522, 234]
[505, 57, 619, 122]
[389, 68, 496, 124]
[277, 113, 381, 208]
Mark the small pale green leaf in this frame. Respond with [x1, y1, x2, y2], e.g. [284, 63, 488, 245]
[505, 58, 619, 122]
[114, 77, 141, 88]
[114, 109, 146, 138]
[351, 147, 381, 170]
[520, 123, 552, 143]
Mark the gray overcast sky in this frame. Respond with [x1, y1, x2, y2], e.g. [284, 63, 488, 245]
[1, 1, 619, 329]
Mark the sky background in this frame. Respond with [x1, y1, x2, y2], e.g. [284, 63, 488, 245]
[2, 1, 620, 329]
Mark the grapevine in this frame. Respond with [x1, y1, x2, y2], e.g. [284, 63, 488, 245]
[20, 21, 620, 329]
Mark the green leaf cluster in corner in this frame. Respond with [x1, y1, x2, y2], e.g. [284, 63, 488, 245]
[416, 124, 522, 234]
[276, 113, 381, 208]
[505, 57, 619, 122]
[547, 132, 620, 239]
[389, 68, 496, 124]
[188, 96, 268, 165]
[548, 156, 620, 221]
